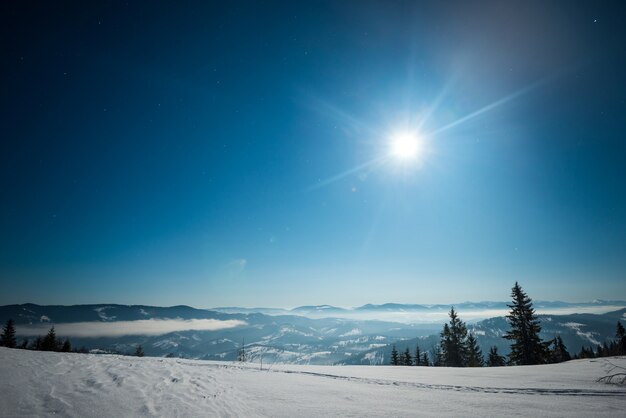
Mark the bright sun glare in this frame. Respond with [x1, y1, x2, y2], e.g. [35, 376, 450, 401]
[390, 132, 421, 160]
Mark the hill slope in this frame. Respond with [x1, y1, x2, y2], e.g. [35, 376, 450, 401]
[0, 347, 624, 417]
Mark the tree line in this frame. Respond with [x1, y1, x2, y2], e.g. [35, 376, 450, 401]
[0, 321, 74, 352]
[0, 320, 146, 357]
[389, 282, 626, 367]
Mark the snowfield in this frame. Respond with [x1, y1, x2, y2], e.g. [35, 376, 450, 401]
[0, 347, 624, 417]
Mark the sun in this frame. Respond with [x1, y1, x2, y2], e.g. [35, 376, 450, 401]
[390, 131, 422, 160]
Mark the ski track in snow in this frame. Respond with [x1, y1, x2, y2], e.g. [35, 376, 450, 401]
[0, 347, 625, 417]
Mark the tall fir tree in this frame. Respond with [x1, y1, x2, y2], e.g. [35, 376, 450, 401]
[1, 319, 17, 348]
[440, 307, 469, 367]
[487, 346, 506, 367]
[466, 333, 484, 367]
[390, 344, 400, 365]
[503, 282, 546, 365]
[421, 351, 430, 367]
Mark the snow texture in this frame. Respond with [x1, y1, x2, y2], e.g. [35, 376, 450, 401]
[0, 347, 624, 417]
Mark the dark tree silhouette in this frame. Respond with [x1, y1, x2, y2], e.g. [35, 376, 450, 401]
[616, 321, 626, 355]
[503, 282, 546, 365]
[135, 345, 145, 357]
[466, 333, 484, 367]
[421, 351, 430, 367]
[41, 327, 58, 351]
[414, 344, 421, 366]
[1, 319, 17, 348]
[576, 346, 595, 359]
[548, 336, 570, 363]
[487, 346, 506, 367]
[61, 338, 72, 353]
[440, 307, 469, 367]
[401, 347, 413, 366]
[390, 344, 399, 365]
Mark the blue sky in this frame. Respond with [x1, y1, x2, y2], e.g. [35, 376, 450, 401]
[1, 1, 625, 307]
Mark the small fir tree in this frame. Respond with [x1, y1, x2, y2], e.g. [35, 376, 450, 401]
[487, 346, 506, 367]
[466, 333, 484, 367]
[414, 344, 422, 366]
[548, 336, 570, 363]
[61, 338, 72, 353]
[421, 351, 430, 367]
[135, 345, 145, 357]
[41, 327, 57, 351]
[1, 319, 17, 348]
[401, 347, 413, 366]
[390, 344, 400, 365]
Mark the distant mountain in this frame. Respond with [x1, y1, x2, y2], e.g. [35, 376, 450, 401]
[210, 307, 288, 315]
[291, 305, 348, 314]
[1, 303, 624, 366]
[210, 300, 626, 324]
[0, 303, 436, 364]
[213, 300, 626, 314]
[355, 303, 430, 311]
[0, 303, 231, 324]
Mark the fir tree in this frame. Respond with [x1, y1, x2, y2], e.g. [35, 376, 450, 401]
[503, 282, 546, 365]
[421, 351, 430, 367]
[487, 346, 506, 367]
[440, 307, 468, 367]
[548, 336, 570, 363]
[466, 333, 483, 367]
[414, 344, 422, 366]
[135, 345, 145, 357]
[401, 347, 413, 366]
[61, 338, 72, 353]
[41, 327, 57, 351]
[576, 346, 595, 359]
[1, 319, 17, 348]
[390, 344, 400, 365]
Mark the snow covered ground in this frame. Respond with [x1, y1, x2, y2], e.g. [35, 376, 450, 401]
[0, 347, 624, 417]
